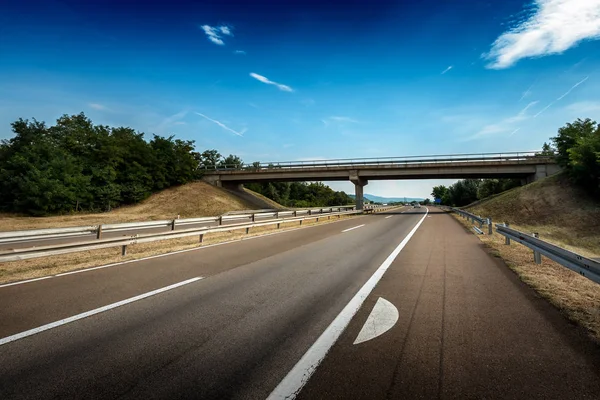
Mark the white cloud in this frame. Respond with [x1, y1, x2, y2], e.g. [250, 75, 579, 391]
[195, 112, 246, 137]
[441, 66, 453, 74]
[234, 50, 246, 55]
[89, 103, 107, 110]
[534, 76, 589, 117]
[249, 72, 294, 92]
[566, 100, 600, 113]
[484, 0, 600, 69]
[201, 24, 233, 46]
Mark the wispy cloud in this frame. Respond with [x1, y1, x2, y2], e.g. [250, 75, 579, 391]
[509, 127, 521, 136]
[534, 76, 589, 117]
[89, 103, 107, 111]
[441, 66, 453, 74]
[200, 24, 233, 46]
[329, 116, 358, 123]
[506, 100, 539, 122]
[566, 100, 600, 113]
[519, 83, 534, 101]
[484, 0, 600, 69]
[156, 109, 188, 131]
[234, 50, 246, 55]
[249, 72, 294, 92]
[322, 116, 359, 127]
[195, 112, 246, 137]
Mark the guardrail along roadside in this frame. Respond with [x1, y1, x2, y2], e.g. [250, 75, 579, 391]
[0, 206, 357, 245]
[440, 206, 600, 285]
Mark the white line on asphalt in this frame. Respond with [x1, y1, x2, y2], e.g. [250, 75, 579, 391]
[341, 224, 365, 233]
[385, 215, 393, 219]
[0, 276, 53, 288]
[267, 207, 429, 400]
[353, 297, 399, 345]
[0, 277, 203, 347]
[0, 215, 369, 288]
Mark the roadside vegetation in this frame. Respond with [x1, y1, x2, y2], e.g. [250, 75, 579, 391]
[0, 113, 355, 218]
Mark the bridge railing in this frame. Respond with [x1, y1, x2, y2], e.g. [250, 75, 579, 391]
[201, 151, 551, 171]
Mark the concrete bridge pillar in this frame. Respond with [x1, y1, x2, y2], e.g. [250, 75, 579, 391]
[350, 170, 368, 210]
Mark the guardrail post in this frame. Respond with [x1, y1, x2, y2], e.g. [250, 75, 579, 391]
[277, 222, 281, 229]
[533, 233, 541, 264]
[300, 220, 303, 225]
[308, 210, 312, 215]
[488, 218, 492, 235]
[97, 225, 103, 239]
[505, 223, 511, 245]
[246, 227, 250, 234]
[171, 219, 176, 231]
[199, 233, 204, 243]
[121, 245, 127, 256]
[219, 216, 223, 225]
[276, 212, 279, 218]
[252, 214, 256, 222]
[293, 211, 297, 217]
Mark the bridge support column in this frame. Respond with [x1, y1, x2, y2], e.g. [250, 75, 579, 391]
[350, 170, 368, 210]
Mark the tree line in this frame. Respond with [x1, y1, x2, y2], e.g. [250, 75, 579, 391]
[431, 118, 600, 206]
[0, 113, 355, 215]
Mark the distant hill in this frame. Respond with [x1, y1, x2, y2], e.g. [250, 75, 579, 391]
[349, 194, 425, 203]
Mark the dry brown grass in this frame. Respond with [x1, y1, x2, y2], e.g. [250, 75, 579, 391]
[450, 213, 600, 342]
[0, 214, 359, 285]
[0, 182, 262, 231]
[242, 188, 286, 209]
[467, 173, 600, 257]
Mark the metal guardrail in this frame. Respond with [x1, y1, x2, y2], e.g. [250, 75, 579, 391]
[441, 206, 600, 284]
[0, 207, 356, 246]
[0, 210, 363, 262]
[441, 206, 493, 235]
[200, 151, 551, 171]
[496, 224, 600, 284]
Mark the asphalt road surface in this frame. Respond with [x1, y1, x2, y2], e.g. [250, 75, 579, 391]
[1, 207, 599, 399]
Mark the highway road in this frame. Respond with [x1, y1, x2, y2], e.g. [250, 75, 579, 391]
[1, 207, 599, 399]
[0, 210, 338, 252]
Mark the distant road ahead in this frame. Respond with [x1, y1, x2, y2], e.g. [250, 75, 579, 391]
[1, 208, 599, 399]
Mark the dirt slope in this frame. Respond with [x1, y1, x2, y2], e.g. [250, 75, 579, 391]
[0, 181, 279, 231]
[467, 173, 600, 257]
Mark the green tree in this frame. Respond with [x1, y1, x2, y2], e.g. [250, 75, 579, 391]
[551, 118, 600, 195]
[219, 154, 244, 169]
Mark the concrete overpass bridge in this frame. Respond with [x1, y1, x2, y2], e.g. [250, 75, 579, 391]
[202, 152, 560, 209]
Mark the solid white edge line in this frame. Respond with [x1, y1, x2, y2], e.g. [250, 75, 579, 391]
[267, 207, 429, 400]
[0, 214, 365, 288]
[0, 277, 203, 347]
[0, 276, 53, 288]
[341, 224, 365, 233]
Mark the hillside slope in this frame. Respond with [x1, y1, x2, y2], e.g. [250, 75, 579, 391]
[467, 173, 600, 257]
[1, 181, 278, 231]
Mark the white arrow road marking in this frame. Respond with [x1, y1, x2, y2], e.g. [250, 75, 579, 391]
[385, 216, 393, 219]
[353, 297, 399, 345]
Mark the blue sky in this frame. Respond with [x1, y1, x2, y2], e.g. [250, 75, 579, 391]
[2, 0, 600, 198]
